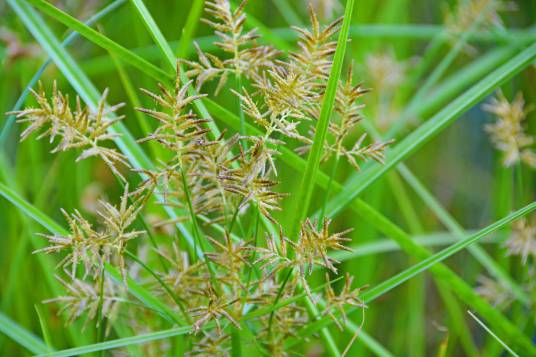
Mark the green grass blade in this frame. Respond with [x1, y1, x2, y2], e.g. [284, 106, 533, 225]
[332, 230, 492, 260]
[128, 0, 176, 68]
[0, 311, 51, 354]
[324, 41, 536, 218]
[396, 165, 530, 305]
[35, 325, 194, 357]
[272, 0, 303, 26]
[357, 112, 529, 306]
[176, 0, 205, 58]
[346, 201, 536, 353]
[34, 305, 54, 351]
[289, 0, 355, 240]
[362, 201, 536, 301]
[0, 182, 65, 235]
[0, 183, 183, 325]
[26, 0, 170, 84]
[468, 311, 520, 357]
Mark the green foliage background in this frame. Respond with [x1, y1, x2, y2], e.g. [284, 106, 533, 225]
[0, 0, 535, 355]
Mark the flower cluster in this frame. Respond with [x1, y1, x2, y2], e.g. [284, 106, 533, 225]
[18, 0, 380, 353]
[11, 82, 129, 179]
[484, 91, 535, 168]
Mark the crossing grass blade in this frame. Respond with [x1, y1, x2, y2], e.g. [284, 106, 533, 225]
[0, 311, 51, 355]
[0, 183, 184, 325]
[175, 0, 205, 58]
[395, 165, 530, 305]
[288, 0, 355, 240]
[468, 311, 520, 357]
[128, 0, 176, 68]
[324, 41, 536, 218]
[362, 201, 536, 302]
[25, 0, 171, 83]
[287, 198, 536, 353]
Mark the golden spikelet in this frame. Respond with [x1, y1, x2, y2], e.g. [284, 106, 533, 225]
[11, 81, 129, 179]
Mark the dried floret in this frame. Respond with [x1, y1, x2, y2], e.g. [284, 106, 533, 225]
[45, 275, 124, 330]
[11, 82, 129, 179]
[290, 6, 342, 81]
[503, 217, 536, 264]
[475, 275, 513, 308]
[298, 64, 393, 170]
[292, 218, 353, 275]
[187, 332, 231, 356]
[219, 137, 285, 222]
[137, 76, 210, 157]
[323, 273, 367, 330]
[190, 284, 241, 333]
[483, 91, 535, 168]
[35, 184, 144, 282]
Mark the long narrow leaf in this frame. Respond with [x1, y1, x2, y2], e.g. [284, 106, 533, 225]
[362, 201, 536, 302]
[289, 0, 355, 240]
[0, 183, 183, 325]
[324, 41, 536, 218]
[0, 311, 50, 354]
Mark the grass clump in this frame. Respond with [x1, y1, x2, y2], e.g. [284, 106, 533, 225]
[1, 0, 536, 356]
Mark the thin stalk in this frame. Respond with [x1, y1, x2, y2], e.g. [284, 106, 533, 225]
[320, 155, 340, 222]
[176, 0, 204, 59]
[468, 311, 520, 357]
[125, 251, 191, 324]
[96, 268, 106, 350]
[289, 0, 355, 241]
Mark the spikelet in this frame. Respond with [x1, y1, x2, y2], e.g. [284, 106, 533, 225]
[323, 273, 367, 330]
[255, 219, 353, 301]
[155, 243, 210, 302]
[181, 0, 279, 93]
[45, 275, 123, 331]
[503, 217, 536, 265]
[136, 71, 240, 224]
[483, 91, 535, 168]
[11, 81, 129, 179]
[444, 0, 516, 53]
[292, 218, 353, 275]
[35, 184, 144, 282]
[137, 75, 211, 158]
[475, 275, 513, 308]
[219, 136, 285, 223]
[298, 64, 393, 170]
[234, 9, 342, 143]
[289, 6, 342, 81]
[189, 284, 241, 333]
[205, 232, 251, 289]
[187, 332, 231, 356]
